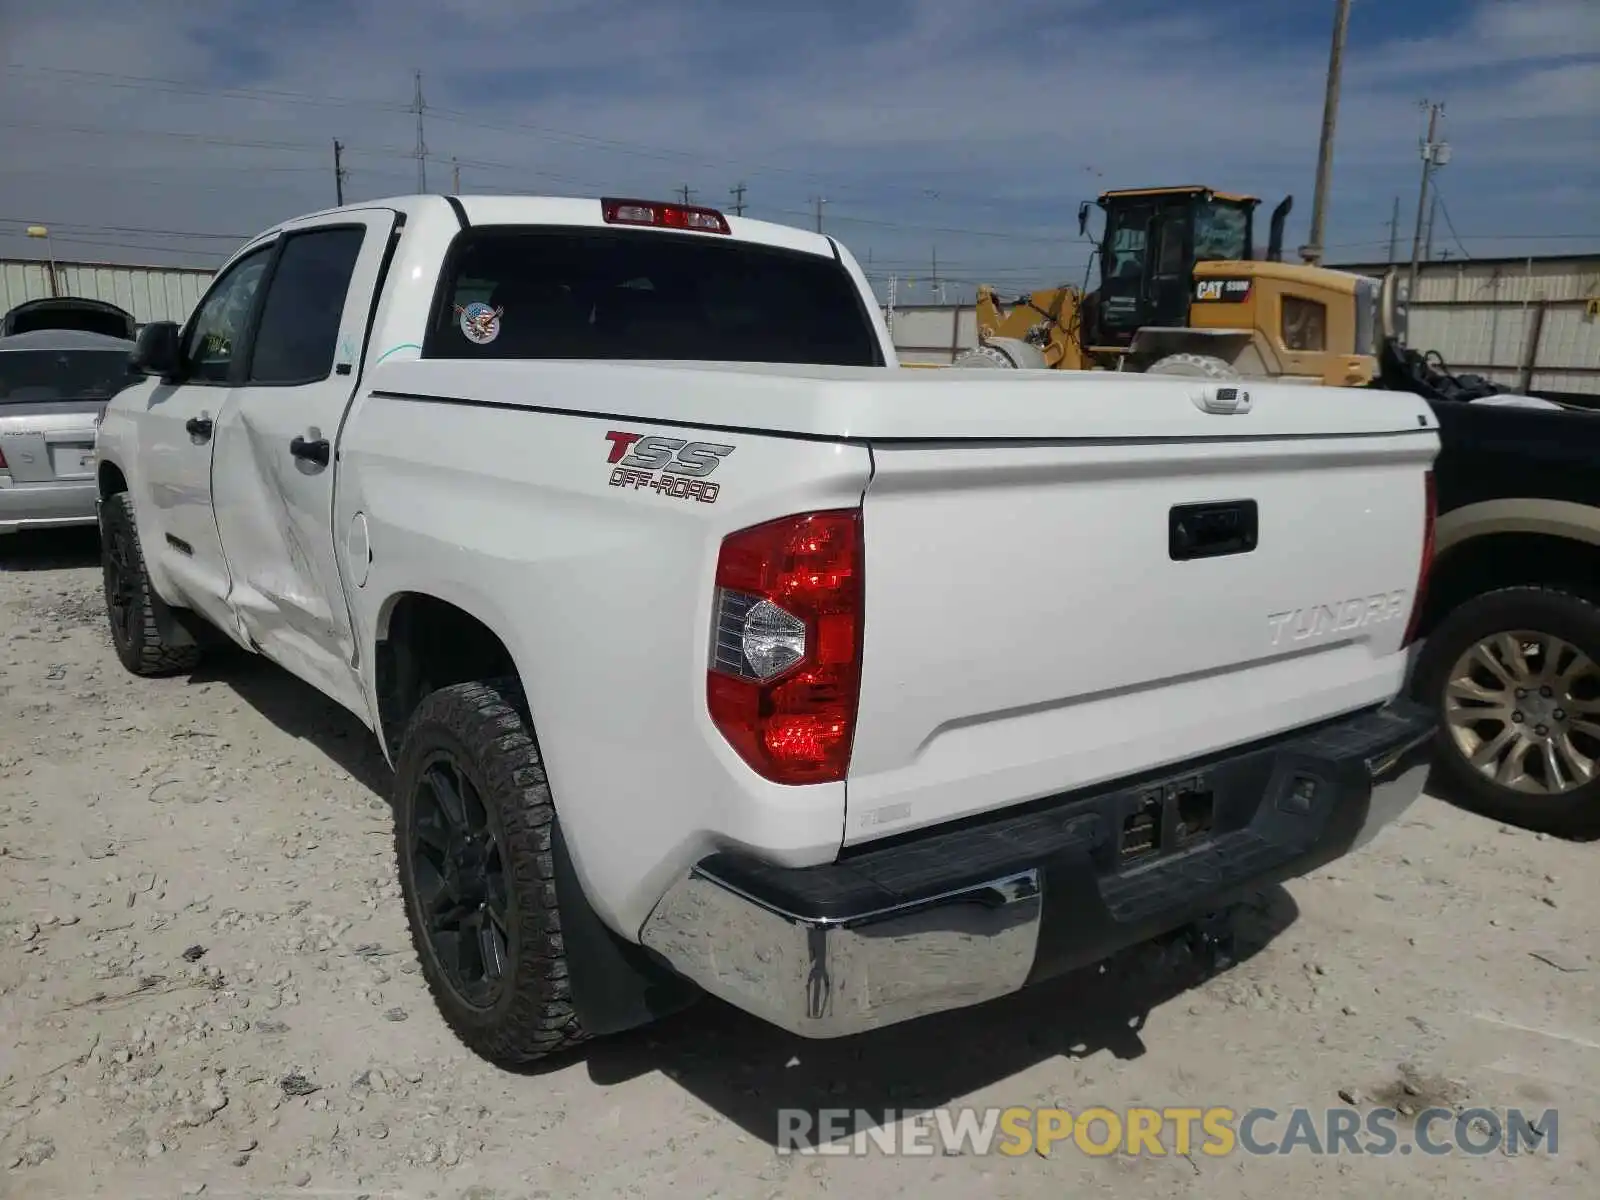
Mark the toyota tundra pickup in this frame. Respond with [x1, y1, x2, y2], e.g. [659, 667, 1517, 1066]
[93, 194, 1438, 1065]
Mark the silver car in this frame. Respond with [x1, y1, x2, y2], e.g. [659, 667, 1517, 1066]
[0, 329, 139, 535]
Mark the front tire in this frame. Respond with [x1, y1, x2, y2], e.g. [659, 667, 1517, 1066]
[1144, 352, 1242, 379]
[99, 492, 202, 677]
[1411, 586, 1600, 836]
[393, 678, 590, 1066]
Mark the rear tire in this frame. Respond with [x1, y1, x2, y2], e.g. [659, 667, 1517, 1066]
[1144, 352, 1241, 379]
[1411, 586, 1600, 836]
[393, 678, 591, 1067]
[99, 492, 202, 677]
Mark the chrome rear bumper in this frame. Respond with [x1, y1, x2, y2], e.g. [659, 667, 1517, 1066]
[639, 700, 1434, 1039]
[641, 868, 1042, 1039]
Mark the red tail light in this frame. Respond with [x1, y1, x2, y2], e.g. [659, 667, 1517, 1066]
[0, 444, 7, 469]
[707, 510, 863, 784]
[1402, 469, 1436, 647]
[601, 197, 731, 235]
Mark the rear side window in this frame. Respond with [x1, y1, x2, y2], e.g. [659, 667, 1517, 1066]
[0, 350, 139, 404]
[249, 227, 366, 384]
[423, 227, 882, 366]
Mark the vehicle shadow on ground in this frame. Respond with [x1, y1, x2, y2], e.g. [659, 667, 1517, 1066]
[0, 527, 101, 570]
[189, 648, 394, 797]
[1420, 759, 1600, 843]
[575, 886, 1299, 1145]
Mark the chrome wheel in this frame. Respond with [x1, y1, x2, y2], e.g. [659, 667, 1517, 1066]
[1443, 630, 1600, 795]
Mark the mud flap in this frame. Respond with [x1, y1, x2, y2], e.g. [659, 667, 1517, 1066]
[147, 586, 203, 649]
[550, 822, 701, 1037]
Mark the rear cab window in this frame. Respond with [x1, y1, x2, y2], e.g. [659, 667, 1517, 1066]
[0, 350, 139, 404]
[422, 227, 884, 366]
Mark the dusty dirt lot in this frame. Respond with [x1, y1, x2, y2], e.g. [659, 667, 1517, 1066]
[2, 529, 1597, 1200]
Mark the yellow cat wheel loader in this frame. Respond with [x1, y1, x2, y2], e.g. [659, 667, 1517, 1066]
[954, 185, 1408, 386]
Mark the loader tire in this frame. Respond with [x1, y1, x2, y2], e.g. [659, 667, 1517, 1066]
[394, 677, 592, 1067]
[99, 492, 203, 677]
[1145, 353, 1242, 379]
[951, 337, 1048, 370]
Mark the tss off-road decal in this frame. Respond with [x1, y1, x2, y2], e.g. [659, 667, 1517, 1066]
[604, 430, 734, 504]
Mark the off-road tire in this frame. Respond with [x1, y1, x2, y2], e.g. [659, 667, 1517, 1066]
[1144, 352, 1241, 379]
[99, 492, 203, 677]
[1411, 586, 1600, 837]
[393, 677, 591, 1066]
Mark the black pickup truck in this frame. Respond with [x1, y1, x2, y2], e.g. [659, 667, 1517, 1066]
[1407, 396, 1600, 835]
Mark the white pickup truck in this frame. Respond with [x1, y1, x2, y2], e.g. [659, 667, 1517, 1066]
[94, 194, 1439, 1065]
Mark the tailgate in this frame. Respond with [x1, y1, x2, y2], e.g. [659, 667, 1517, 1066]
[844, 404, 1437, 845]
[0, 402, 102, 483]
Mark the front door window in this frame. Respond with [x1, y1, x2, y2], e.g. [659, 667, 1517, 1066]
[182, 247, 273, 384]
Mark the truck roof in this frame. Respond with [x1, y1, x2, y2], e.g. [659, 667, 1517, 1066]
[244, 194, 840, 261]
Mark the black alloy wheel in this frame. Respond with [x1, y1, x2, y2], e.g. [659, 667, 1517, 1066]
[407, 751, 512, 1009]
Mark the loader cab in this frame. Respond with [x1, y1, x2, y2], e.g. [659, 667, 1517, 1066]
[1088, 187, 1259, 347]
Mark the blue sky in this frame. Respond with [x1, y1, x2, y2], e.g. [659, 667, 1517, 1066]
[0, 0, 1595, 302]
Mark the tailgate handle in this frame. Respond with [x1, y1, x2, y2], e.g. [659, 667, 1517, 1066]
[1193, 385, 1252, 415]
[1170, 500, 1258, 561]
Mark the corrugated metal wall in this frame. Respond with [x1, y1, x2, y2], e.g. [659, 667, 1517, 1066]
[882, 255, 1600, 396]
[1, 258, 214, 326]
[882, 304, 982, 366]
[1338, 256, 1600, 397]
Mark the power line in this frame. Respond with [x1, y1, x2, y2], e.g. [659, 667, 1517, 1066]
[0, 119, 392, 157]
[3, 63, 410, 114]
[1429, 186, 1474, 261]
[8, 234, 231, 258]
[0, 217, 252, 240]
[0, 62, 1026, 212]
[3, 162, 334, 177]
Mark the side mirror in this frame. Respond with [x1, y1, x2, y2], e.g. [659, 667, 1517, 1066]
[1077, 201, 1091, 238]
[130, 321, 183, 380]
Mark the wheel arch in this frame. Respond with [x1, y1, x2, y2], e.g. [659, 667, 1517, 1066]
[1421, 510, 1600, 638]
[372, 589, 523, 761]
[97, 457, 129, 498]
[375, 591, 698, 1036]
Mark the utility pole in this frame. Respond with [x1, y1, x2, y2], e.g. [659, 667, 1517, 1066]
[1424, 194, 1438, 261]
[1386, 195, 1400, 263]
[332, 139, 347, 206]
[729, 182, 746, 216]
[1302, 0, 1352, 265]
[811, 196, 826, 233]
[1407, 100, 1449, 317]
[452, 158, 461, 195]
[412, 69, 428, 193]
[676, 184, 695, 206]
[932, 247, 944, 304]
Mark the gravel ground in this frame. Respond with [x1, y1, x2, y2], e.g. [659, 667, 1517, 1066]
[2, 529, 1597, 1200]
